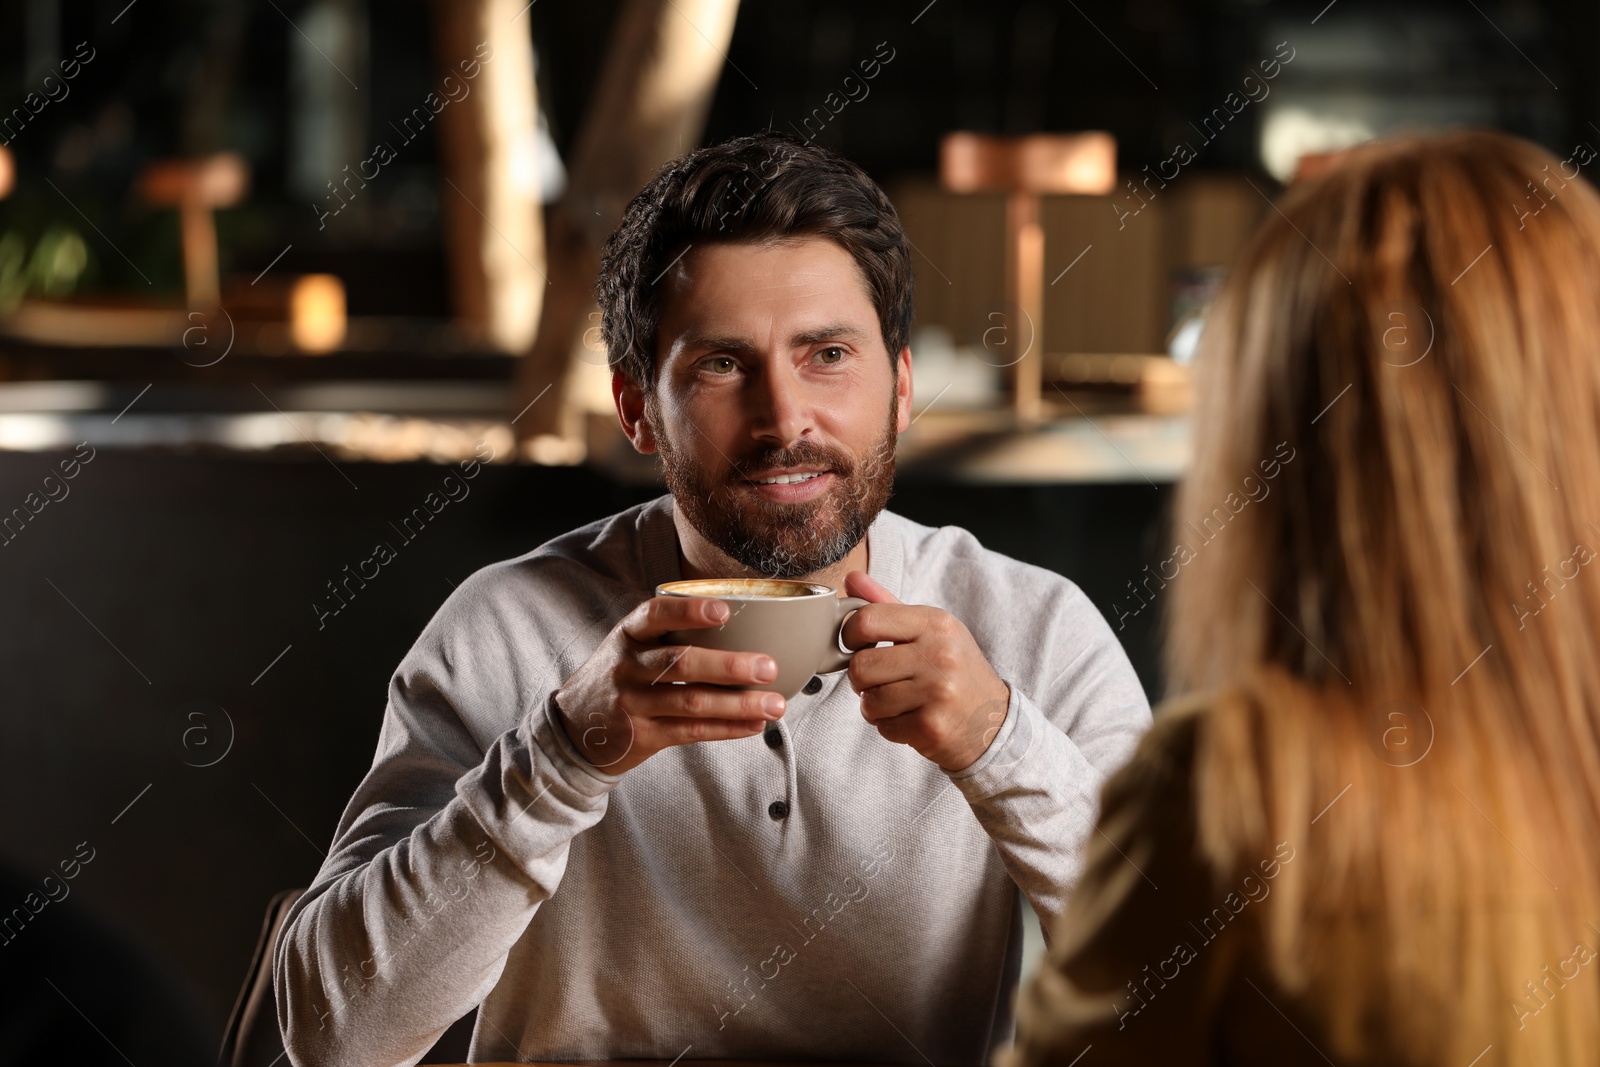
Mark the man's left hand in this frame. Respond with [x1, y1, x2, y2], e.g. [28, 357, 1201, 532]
[840, 572, 1012, 772]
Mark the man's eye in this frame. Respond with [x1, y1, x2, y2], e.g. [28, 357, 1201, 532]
[702, 356, 737, 374]
[816, 346, 846, 364]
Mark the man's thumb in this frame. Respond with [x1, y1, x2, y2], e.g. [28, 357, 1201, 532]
[844, 570, 900, 604]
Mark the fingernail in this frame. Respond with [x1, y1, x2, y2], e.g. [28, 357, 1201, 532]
[754, 658, 777, 682]
[763, 693, 785, 718]
[708, 601, 729, 622]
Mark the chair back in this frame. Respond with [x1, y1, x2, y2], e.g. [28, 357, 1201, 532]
[218, 887, 302, 1067]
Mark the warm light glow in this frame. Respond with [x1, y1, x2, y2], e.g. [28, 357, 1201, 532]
[1260, 106, 1375, 182]
[289, 274, 346, 353]
[941, 132, 1117, 195]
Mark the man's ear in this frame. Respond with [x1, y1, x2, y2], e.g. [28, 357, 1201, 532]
[893, 345, 913, 433]
[614, 370, 658, 454]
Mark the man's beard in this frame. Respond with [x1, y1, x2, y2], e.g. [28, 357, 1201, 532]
[648, 395, 898, 579]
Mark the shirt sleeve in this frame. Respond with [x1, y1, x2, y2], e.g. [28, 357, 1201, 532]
[945, 685, 1109, 938]
[944, 587, 1154, 940]
[1000, 701, 1240, 1067]
[273, 593, 628, 1067]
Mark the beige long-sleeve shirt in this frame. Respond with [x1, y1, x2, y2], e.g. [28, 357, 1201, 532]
[274, 494, 1151, 1066]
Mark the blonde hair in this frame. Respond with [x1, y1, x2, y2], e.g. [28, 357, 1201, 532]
[1169, 128, 1600, 1064]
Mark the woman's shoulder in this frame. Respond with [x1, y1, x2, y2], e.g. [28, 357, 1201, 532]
[1009, 692, 1235, 1066]
[1151, 690, 1211, 740]
[1101, 691, 1211, 807]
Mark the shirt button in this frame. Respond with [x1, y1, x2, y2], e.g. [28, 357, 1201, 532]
[768, 800, 790, 820]
[802, 676, 823, 695]
[764, 726, 784, 749]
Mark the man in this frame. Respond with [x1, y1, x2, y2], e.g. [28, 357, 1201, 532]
[275, 132, 1151, 1067]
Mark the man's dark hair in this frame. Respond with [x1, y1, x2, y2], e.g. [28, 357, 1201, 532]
[597, 131, 915, 393]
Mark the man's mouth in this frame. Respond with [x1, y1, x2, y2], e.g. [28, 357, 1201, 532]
[746, 469, 829, 486]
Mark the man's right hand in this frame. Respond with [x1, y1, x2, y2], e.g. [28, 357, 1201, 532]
[552, 595, 785, 775]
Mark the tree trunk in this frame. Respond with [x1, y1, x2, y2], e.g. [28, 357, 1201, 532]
[512, 0, 741, 447]
[430, 0, 546, 353]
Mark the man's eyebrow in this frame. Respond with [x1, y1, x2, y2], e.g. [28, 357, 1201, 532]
[679, 335, 760, 357]
[790, 323, 869, 346]
[676, 324, 870, 356]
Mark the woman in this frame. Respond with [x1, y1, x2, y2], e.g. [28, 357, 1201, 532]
[1008, 129, 1600, 1066]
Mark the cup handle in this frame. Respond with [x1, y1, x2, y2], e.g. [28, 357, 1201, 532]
[816, 597, 871, 675]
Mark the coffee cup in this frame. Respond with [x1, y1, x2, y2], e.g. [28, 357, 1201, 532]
[656, 578, 869, 700]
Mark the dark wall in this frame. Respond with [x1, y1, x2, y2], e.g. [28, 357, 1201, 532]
[0, 448, 1166, 1042]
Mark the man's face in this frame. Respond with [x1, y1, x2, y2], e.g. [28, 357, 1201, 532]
[633, 237, 912, 578]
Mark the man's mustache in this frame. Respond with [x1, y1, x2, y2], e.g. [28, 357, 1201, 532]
[730, 444, 853, 481]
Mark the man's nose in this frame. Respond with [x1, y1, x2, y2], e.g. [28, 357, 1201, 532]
[750, 364, 813, 446]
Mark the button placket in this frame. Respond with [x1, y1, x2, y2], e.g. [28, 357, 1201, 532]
[763, 713, 788, 821]
[761, 677, 829, 827]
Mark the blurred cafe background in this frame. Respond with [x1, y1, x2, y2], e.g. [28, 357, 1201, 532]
[0, 0, 1586, 1061]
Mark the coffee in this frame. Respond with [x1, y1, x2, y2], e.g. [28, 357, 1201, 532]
[661, 578, 825, 599]
[657, 579, 868, 699]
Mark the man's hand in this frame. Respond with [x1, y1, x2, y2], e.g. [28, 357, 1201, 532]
[553, 595, 786, 775]
[840, 572, 1012, 772]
